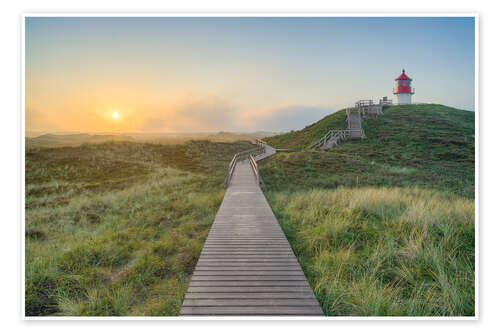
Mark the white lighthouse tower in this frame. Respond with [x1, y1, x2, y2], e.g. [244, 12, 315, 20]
[393, 69, 414, 105]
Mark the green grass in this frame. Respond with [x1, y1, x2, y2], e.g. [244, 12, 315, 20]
[25, 140, 255, 316]
[261, 104, 475, 316]
[262, 104, 475, 198]
[265, 187, 474, 316]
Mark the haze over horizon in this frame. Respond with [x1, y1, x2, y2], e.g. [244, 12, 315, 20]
[26, 17, 475, 134]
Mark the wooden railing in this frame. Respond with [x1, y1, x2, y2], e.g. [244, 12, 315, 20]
[249, 154, 263, 187]
[224, 154, 238, 189]
[356, 99, 374, 107]
[309, 128, 366, 150]
[223, 145, 265, 188]
[379, 98, 393, 106]
[255, 138, 267, 147]
[309, 129, 347, 149]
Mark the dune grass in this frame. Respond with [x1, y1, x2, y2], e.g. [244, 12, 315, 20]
[261, 104, 475, 316]
[262, 104, 475, 199]
[25, 140, 254, 316]
[265, 187, 475, 316]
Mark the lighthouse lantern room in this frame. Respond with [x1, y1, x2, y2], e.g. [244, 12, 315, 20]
[393, 69, 414, 105]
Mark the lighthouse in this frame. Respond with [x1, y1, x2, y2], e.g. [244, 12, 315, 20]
[393, 69, 414, 105]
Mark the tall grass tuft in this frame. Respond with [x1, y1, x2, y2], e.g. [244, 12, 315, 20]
[266, 186, 474, 316]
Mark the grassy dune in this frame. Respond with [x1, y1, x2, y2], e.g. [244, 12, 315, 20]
[261, 104, 475, 316]
[25, 140, 254, 316]
[263, 104, 474, 198]
[266, 187, 474, 316]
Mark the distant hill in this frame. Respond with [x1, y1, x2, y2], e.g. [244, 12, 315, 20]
[205, 131, 265, 143]
[26, 131, 278, 148]
[26, 133, 135, 148]
[262, 104, 475, 197]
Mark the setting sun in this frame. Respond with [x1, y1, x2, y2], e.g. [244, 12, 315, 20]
[113, 112, 119, 119]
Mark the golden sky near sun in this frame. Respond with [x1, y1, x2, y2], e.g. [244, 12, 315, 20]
[25, 17, 475, 135]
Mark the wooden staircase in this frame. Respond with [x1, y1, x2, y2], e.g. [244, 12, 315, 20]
[309, 129, 350, 150]
[310, 106, 366, 150]
[346, 107, 365, 140]
[310, 98, 392, 151]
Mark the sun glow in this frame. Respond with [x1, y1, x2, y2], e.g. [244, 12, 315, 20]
[113, 112, 119, 119]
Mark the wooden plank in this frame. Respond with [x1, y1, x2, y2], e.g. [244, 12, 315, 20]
[195, 266, 301, 270]
[185, 292, 315, 299]
[203, 244, 291, 247]
[204, 239, 288, 241]
[187, 286, 313, 293]
[180, 306, 323, 316]
[201, 250, 293, 253]
[201, 253, 294, 256]
[202, 246, 291, 250]
[208, 227, 282, 230]
[208, 227, 282, 229]
[204, 242, 290, 244]
[209, 225, 281, 228]
[201, 248, 293, 251]
[197, 258, 299, 262]
[196, 266, 300, 270]
[192, 271, 305, 276]
[190, 276, 307, 281]
[188, 281, 312, 287]
[201, 251, 293, 254]
[183, 299, 319, 306]
[207, 234, 288, 237]
[211, 222, 281, 224]
[199, 256, 296, 259]
[203, 241, 290, 243]
[200, 252, 294, 255]
[207, 235, 288, 240]
[199, 254, 296, 259]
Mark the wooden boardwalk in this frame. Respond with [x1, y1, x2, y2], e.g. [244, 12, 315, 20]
[254, 144, 276, 162]
[181, 147, 323, 316]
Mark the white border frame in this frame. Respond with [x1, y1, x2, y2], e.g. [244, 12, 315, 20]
[21, 12, 479, 321]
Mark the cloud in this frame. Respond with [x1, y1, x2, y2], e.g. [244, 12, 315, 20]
[239, 105, 336, 132]
[140, 99, 336, 133]
[172, 100, 336, 132]
[141, 95, 238, 132]
[176, 95, 237, 130]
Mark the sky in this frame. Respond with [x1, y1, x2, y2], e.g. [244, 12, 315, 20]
[25, 17, 475, 134]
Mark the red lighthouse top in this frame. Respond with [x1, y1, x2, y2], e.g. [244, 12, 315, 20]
[394, 69, 414, 94]
[395, 69, 412, 81]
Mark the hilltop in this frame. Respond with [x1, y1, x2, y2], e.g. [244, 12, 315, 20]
[262, 104, 475, 198]
[259, 104, 475, 315]
[266, 104, 474, 150]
